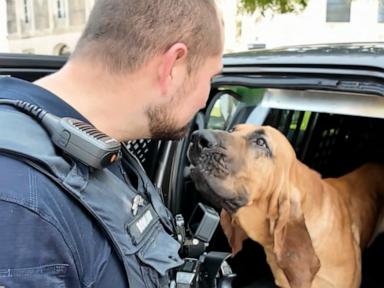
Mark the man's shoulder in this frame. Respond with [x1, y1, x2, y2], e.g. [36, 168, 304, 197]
[0, 154, 119, 287]
[0, 154, 42, 211]
[0, 154, 94, 235]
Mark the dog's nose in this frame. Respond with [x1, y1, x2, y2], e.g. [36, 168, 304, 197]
[191, 130, 218, 149]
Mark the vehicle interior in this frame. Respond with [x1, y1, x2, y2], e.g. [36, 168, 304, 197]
[1, 54, 384, 287]
[159, 81, 384, 287]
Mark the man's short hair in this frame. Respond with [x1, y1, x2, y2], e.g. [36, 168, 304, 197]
[71, 0, 222, 74]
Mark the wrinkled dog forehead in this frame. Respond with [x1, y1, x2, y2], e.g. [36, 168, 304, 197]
[230, 124, 275, 137]
[228, 125, 272, 149]
[229, 125, 275, 143]
[230, 124, 290, 151]
[230, 124, 262, 135]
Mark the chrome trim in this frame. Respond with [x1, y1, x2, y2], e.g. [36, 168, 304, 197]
[154, 140, 172, 189]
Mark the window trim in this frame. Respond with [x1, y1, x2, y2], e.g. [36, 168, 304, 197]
[326, 0, 351, 23]
[378, 0, 384, 23]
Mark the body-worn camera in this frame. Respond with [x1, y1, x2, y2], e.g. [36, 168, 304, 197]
[171, 203, 236, 288]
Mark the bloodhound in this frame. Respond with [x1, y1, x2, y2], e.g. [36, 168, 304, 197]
[188, 124, 384, 288]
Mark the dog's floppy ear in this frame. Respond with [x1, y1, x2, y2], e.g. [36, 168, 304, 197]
[272, 186, 320, 288]
[220, 209, 248, 256]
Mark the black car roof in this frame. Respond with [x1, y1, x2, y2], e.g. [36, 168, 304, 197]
[223, 42, 384, 71]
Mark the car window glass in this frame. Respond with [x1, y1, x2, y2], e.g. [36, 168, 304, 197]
[206, 87, 265, 130]
[207, 93, 240, 130]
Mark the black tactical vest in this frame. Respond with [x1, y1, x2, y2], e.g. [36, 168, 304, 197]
[0, 106, 184, 287]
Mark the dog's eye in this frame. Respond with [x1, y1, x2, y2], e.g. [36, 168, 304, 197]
[228, 127, 235, 133]
[254, 137, 267, 148]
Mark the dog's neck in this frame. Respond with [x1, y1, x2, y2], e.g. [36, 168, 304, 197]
[234, 160, 334, 248]
[291, 161, 328, 212]
[292, 161, 337, 243]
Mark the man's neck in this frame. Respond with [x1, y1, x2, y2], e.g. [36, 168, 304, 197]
[34, 61, 152, 141]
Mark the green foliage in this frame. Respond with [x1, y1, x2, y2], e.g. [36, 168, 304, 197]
[239, 0, 308, 14]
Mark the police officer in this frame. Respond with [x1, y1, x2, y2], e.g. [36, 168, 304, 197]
[0, 0, 223, 287]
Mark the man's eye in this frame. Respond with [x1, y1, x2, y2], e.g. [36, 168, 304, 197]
[254, 137, 267, 148]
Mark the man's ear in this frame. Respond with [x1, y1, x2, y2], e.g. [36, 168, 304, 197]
[220, 209, 248, 256]
[158, 43, 188, 96]
[272, 186, 320, 288]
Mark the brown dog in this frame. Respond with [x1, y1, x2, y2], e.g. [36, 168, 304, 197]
[188, 124, 384, 288]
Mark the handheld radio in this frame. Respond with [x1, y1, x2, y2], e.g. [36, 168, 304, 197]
[0, 99, 121, 169]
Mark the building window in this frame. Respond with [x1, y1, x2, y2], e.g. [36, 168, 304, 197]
[34, 0, 50, 30]
[23, 0, 31, 23]
[6, 0, 17, 34]
[68, 0, 86, 26]
[379, 0, 384, 23]
[57, 0, 66, 19]
[326, 0, 351, 22]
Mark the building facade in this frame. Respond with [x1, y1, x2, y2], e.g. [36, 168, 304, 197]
[0, 0, 9, 52]
[3, 0, 384, 55]
[235, 0, 384, 50]
[5, 0, 94, 55]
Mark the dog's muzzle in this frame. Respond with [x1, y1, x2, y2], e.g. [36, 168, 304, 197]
[188, 130, 229, 179]
[187, 130, 248, 213]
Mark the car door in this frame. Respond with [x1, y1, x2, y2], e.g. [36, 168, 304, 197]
[163, 45, 384, 287]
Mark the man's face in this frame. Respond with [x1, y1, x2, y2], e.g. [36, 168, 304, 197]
[147, 55, 223, 140]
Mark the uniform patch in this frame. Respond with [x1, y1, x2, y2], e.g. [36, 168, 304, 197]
[136, 209, 153, 233]
[127, 205, 159, 245]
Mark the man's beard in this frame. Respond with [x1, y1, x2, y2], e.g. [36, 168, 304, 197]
[146, 104, 189, 140]
[146, 77, 196, 140]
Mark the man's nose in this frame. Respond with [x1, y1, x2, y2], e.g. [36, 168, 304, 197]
[191, 130, 218, 149]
